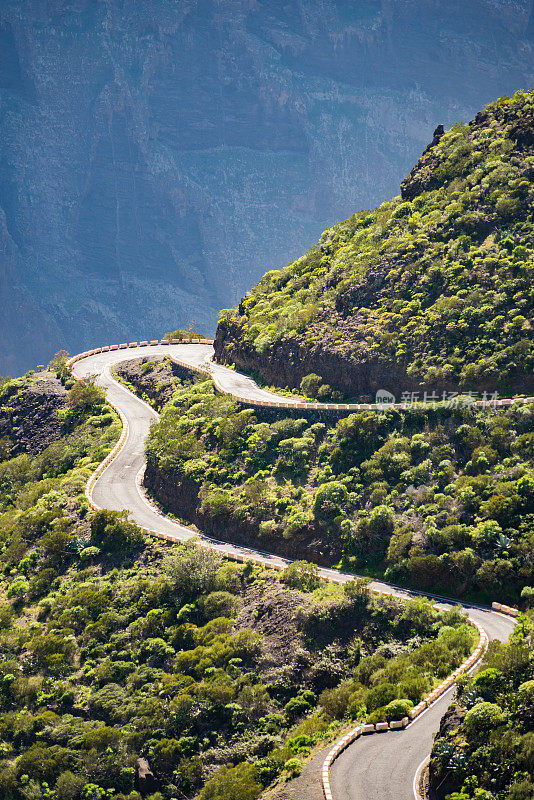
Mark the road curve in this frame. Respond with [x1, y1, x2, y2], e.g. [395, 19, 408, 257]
[72, 343, 517, 800]
[329, 607, 515, 800]
[72, 344, 300, 566]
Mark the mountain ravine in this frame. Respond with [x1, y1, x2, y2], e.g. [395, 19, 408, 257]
[2, 0, 534, 374]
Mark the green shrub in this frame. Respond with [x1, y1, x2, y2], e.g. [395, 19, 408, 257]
[366, 683, 397, 712]
[199, 763, 262, 800]
[88, 413, 113, 427]
[300, 373, 323, 397]
[471, 668, 504, 701]
[382, 698, 413, 720]
[90, 510, 144, 554]
[66, 379, 105, 411]
[463, 701, 505, 732]
[281, 560, 320, 592]
[202, 591, 242, 619]
[283, 757, 302, 778]
[55, 771, 85, 800]
[284, 695, 313, 721]
[313, 481, 348, 518]
[164, 541, 221, 596]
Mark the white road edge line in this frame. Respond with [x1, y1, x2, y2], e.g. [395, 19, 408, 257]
[413, 755, 429, 800]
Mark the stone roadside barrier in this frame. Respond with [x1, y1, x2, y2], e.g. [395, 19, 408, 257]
[66, 341, 521, 800]
[491, 601, 520, 617]
[65, 338, 215, 369]
[84, 406, 129, 507]
[167, 351, 534, 414]
[321, 601, 519, 800]
[66, 338, 534, 414]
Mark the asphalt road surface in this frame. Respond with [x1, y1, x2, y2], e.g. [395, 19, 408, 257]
[329, 606, 515, 800]
[72, 343, 516, 800]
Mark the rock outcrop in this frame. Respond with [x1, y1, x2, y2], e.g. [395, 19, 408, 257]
[0, 372, 67, 456]
[214, 92, 534, 401]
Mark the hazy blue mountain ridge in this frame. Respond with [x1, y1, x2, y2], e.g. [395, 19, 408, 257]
[1, 0, 534, 373]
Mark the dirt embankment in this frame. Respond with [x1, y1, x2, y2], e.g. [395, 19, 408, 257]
[0, 371, 68, 457]
[114, 357, 177, 410]
[427, 702, 465, 800]
[234, 579, 305, 666]
[214, 318, 416, 402]
[143, 461, 343, 566]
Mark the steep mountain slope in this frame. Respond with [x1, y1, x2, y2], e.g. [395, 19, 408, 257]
[2, 1, 534, 374]
[141, 363, 534, 604]
[428, 624, 534, 800]
[0, 362, 478, 800]
[215, 90, 534, 401]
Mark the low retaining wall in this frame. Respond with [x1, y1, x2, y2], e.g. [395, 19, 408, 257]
[491, 601, 520, 617]
[321, 603, 518, 800]
[171, 353, 534, 414]
[65, 338, 214, 368]
[83, 408, 129, 510]
[67, 339, 534, 416]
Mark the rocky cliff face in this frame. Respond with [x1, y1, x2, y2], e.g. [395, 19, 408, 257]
[0, 371, 67, 456]
[2, 0, 534, 374]
[427, 702, 466, 800]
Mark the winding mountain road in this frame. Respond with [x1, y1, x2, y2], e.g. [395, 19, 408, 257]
[72, 343, 516, 800]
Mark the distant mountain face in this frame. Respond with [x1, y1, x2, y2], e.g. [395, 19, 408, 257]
[1, 0, 534, 374]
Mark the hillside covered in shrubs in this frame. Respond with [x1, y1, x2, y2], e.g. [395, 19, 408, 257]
[215, 90, 534, 401]
[428, 611, 534, 800]
[3, 84, 534, 800]
[0, 363, 477, 800]
[143, 366, 534, 605]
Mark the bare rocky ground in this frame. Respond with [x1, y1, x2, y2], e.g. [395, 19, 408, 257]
[233, 578, 354, 800]
[0, 370, 67, 457]
[265, 746, 328, 800]
[234, 579, 305, 666]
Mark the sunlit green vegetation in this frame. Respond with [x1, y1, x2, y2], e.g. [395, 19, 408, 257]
[219, 90, 534, 398]
[429, 611, 534, 800]
[146, 375, 534, 603]
[163, 328, 206, 342]
[4, 86, 534, 799]
[0, 369, 476, 800]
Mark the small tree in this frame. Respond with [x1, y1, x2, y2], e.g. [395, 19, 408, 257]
[90, 509, 143, 554]
[67, 378, 105, 411]
[281, 560, 320, 592]
[300, 373, 323, 397]
[464, 701, 505, 733]
[48, 350, 71, 379]
[164, 541, 221, 597]
[313, 481, 348, 519]
[472, 668, 504, 702]
[199, 763, 262, 800]
[163, 321, 204, 341]
[55, 771, 85, 800]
